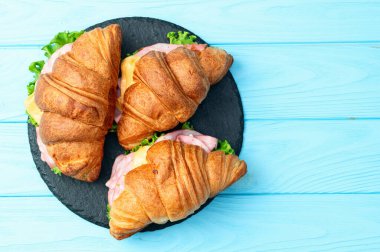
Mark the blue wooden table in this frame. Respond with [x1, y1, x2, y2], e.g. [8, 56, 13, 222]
[1, 1, 380, 251]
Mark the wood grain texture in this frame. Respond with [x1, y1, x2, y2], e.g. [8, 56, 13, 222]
[234, 43, 380, 119]
[2, 1, 380, 250]
[3, 43, 380, 123]
[1, 195, 380, 251]
[1, 0, 380, 45]
[0, 48, 42, 122]
[2, 120, 380, 196]
[0, 123, 50, 196]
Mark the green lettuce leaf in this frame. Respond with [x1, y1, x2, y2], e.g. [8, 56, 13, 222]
[181, 121, 194, 130]
[42, 30, 84, 58]
[26, 30, 84, 127]
[125, 132, 164, 155]
[109, 122, 118, 133]
[29, 60, 45, 75]
[167, 31, 197, 45]
[27, 60, 45, 95]
[26, 111, 39, 127]
[107, 204, 111, 220]
[26, 30, 84, 95]
[215, 140, 235, 155]
[52, 166, 62, 176]
[126, 50, 138, 57]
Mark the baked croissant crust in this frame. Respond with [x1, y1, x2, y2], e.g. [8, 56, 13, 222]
[109, 140, 247, 239]
[117, 46, 233, 149]
[34, 24, 121, 182]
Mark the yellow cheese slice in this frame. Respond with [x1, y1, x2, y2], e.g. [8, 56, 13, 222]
[117, 54, 140, 111]
[24, 92, 43, 125]
[131, 145, 149, 169]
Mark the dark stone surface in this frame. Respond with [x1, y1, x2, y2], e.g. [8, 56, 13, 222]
[28, 17, 244, 230]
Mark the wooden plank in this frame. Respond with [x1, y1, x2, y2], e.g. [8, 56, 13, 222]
[2, 120, 380, 196]
[3, 43, 380, 122]
[1, 0, 380, 45]
[1, 195, 380, 251]
[236, 43, 380, 119]
[239, 119, 380, 194]
[0, 48, 42, 122]
[0, 123, 50, 195]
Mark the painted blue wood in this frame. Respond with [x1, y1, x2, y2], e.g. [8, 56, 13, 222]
[1, 0, 380, 45]
[2, 0, 380, 251]
[1, 195, 380, 251]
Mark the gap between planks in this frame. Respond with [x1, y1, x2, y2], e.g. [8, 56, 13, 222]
[2, 40, 380, 49]
[3, 118, 380, 124]
[2, 192, 380, 198]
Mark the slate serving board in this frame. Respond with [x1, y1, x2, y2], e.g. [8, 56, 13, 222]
[28, 17, 244, 230]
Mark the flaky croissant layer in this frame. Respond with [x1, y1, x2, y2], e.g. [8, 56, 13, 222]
[34, 24, 122, 182]
[117, 44, 233, 150]
[108, 139, 247, 240]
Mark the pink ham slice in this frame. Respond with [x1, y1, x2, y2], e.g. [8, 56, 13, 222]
[35, 45, 73, 170]
[36, 127, 56, 168]
[114, 107, 122, 123]
[156, 129, 218, 152]
[106, 129, 218, 206]
[135, 43, 206, 57]
[41, 43, 73, 75]
[105, 152, 135, 206]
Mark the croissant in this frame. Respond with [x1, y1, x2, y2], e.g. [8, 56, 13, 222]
[108, 137, 247, 239]
[34, 24, 121, 182]
[117, 45, 233, 150]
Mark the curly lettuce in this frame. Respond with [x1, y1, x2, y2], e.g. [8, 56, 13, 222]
[26, 30, 84, 125]
[42, 30, 84, 58]
[167, 31, 197, 45]
[26, 110, 39, 127]
[109, 122, 118, 133]
[215, 140, 235, 155]
[125, 132, 165, 155]
[52, 166, 62, 176]
[107, 204, 111, 220]
[181, 121, 194, 130]
[27, 31, 84, 95]
[126, 50, 138, 57]
[27, 60, 45, 95]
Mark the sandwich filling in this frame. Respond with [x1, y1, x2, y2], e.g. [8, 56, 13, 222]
[106, 129, 218, 206]
[29, 44, 74, 169]
[25, 43, 73, 127]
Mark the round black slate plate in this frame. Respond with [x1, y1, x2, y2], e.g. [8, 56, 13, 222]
[28, 17, 244, 230]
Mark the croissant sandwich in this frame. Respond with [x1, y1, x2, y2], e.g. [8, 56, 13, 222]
[116, 35, 233, 150]
[24, 24, 122, 182]
[106, 129, 247, 239]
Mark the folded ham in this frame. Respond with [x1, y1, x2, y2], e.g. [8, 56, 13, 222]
[34, 44, 73, 171]
[117, 43, 233, 150]
[36, 127, 56, 168]
[106, 129, 246, 239]
[135, 43, 207, 57]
